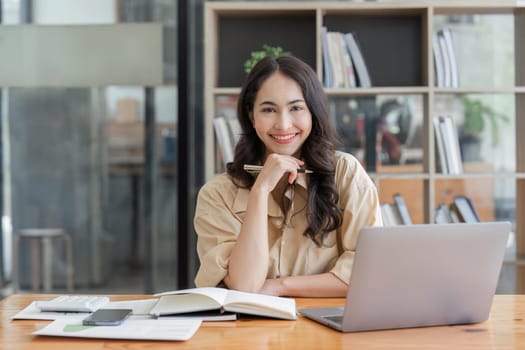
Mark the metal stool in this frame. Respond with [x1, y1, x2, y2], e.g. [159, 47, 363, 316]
[13, 228, 74, 292]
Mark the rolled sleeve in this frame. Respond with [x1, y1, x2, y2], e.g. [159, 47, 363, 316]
[329, 152, 383, 284]
[193, 174, 242, 287]
[330, 250, 355, 284]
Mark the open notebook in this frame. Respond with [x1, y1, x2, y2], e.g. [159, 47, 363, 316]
[300, 222, 511, 332]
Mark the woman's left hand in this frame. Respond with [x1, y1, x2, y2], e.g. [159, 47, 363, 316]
[259, 278, 284, 296]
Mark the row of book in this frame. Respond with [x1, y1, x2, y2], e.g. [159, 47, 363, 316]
[434, 115, 463, 175]
[322, 26, 458, 89]
[380, 193, 413, 226]
[432, 27, 459, 88]
[321, 27, 372, 88]
[382, 193, 480, 226]
[435, 195, 480, 224]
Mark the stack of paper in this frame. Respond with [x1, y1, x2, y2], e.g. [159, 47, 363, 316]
[14, 298, 201, 341]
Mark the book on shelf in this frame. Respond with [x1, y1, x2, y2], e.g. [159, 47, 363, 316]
[226, 116, 241, 147]
[433, 116, 447, 173]
[450, 195, 480, 223]
[326, 31, 346, 88]
[321, 29, 369, 88]
[432, 33, 445, 88]
[333, 33, 348, 88]
[441, 115, 463, 174]
[437, 32, 451, 88]
[343, 32, 372, 88]
[436, 28, 459, 88]
[336, 32, 356, 88]
[433, 115, 463, 175]
[441, 28, 459, 88]
[213, 116, 233, 167]
[393, 193, 413, 225]
[434, 195, 480, 224]
[449, 207, 461, 223]
[150, 287, 297, 320]
[434, 203, 453, 224]
[321, 26, 334, 88]
[380, 203, 403, 226]
[213, 115, 240, 168]
[323, 29, 350, 88]
[380, 193, 413, 226]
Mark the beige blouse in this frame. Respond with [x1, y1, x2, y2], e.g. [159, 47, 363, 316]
[193, 151, 383, 287]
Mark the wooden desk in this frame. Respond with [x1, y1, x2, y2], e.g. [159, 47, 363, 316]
[2, 294, 525, 349]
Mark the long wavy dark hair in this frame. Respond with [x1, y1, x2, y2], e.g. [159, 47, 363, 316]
[227, 55, 342, 245]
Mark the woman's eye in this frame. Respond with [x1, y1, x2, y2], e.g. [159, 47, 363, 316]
[291, 105, 304, 112]
[261, 107, 275, 113]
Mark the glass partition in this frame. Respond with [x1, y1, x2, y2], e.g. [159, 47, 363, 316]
[1, 0, 178, 294]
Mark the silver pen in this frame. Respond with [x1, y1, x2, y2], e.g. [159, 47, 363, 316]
[243, 164, 313, 174]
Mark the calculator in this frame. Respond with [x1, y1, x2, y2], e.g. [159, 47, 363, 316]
[35, 295, 110, 313]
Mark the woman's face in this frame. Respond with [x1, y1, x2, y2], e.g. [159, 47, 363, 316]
[251, 72, 312, 159]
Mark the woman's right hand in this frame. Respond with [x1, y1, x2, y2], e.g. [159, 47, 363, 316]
[225, 153, 304, 293]
[252, 154, 305, 193]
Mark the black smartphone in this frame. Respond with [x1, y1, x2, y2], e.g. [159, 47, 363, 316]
[82, 308, 132, 326]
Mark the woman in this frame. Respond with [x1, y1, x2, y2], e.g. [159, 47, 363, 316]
[194, 55, 382, 297]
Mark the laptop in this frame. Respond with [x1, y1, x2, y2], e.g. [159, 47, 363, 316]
[299, 222, 511, 332]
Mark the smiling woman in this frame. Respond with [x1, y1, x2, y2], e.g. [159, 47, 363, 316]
[193, 55, 383, 298]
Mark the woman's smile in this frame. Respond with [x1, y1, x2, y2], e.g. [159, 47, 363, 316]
[271, 133, 300, 144]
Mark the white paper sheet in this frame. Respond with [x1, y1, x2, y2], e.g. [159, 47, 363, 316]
[33, 318, 201, 341]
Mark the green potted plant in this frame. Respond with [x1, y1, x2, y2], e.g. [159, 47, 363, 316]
[244, 45, 284, 74]
[460, 96, 510, 161]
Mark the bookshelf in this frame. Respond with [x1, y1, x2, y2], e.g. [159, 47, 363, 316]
[204, 1, 525, 259]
